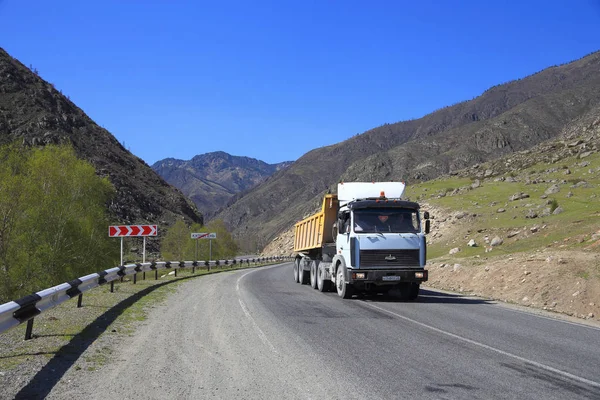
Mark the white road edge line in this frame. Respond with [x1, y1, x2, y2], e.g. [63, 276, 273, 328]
[363, 302, 600, 389]
[236, 267, 280, 354]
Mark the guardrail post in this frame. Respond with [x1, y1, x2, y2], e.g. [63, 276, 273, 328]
[155, 270, 158, 280]
[77, 294, 83, 308]
[133, 273, 137, 284]
[25, 319, 34, 341]
[110, 281, 114, 293]
[175, 269, 177, 277]
[143, 271, 146, 280]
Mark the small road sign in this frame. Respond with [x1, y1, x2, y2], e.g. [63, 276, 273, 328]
[109, 225, 158, 237]
[191, 232, 217, 239]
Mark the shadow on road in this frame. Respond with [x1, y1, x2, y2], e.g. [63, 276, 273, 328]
[417, 289, 493, 304]
[14, 275, 200, 400]
[363, 288, 493, 305]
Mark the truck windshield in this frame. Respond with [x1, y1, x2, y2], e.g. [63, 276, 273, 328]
[353, 208, 420, 233]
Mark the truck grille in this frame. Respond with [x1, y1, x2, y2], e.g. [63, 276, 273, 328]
[359, 249, 420, 268]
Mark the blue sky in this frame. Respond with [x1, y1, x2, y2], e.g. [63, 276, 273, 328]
[1, 1, 599, 165]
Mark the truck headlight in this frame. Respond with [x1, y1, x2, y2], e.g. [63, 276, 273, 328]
[352, 272, 366, 279]
[415, 272, 424, 279]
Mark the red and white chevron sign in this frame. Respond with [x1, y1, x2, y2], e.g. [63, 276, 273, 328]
[109, 225, 158, 237]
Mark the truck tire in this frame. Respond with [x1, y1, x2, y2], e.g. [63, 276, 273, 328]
[317, 262, 331, 292]
[336, 264, 353, 299]
[293, 258, 300, 283]
[299, 261, 309, 285]
[310, 260, 319, 289]
[407, 283, 420, 301]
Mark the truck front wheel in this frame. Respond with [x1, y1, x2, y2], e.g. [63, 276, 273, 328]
[407, 283, 420, 301]
[336, 265, 353, 299]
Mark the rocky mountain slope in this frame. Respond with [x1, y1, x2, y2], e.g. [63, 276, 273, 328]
[0, 47, 202, 226]
[217, 51, 600, 251]
[152, 152, 292, 218]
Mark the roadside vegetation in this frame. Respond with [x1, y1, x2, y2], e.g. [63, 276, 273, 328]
[161, 219, 238, 260]
[0, 143, 119, 303]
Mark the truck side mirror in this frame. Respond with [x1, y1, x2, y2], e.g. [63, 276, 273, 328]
[425, 220, 430, 234]
[423, 211, 430, 220]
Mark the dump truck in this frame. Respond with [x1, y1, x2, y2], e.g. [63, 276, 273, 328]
[293, 182, 430, 299]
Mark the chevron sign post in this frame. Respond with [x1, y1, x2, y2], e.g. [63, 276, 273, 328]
[109, 225, 157, 237]
[109, 225, 158, 274]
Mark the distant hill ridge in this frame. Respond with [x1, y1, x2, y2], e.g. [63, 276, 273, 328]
[152, 151, 292, 218]
[0, 47, 203, 227]
[214, 50, 600, 252]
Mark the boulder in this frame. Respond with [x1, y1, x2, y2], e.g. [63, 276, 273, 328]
[552, 207, 564, 215]
[545, 184, 560, 195]
[525, 209, 538, 219]
[467, 239, 477, 247]
[509, 192, 529, 201]
[491, 236, 503, 246]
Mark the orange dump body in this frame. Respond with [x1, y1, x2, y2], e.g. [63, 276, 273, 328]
[294, 194, 339, 252]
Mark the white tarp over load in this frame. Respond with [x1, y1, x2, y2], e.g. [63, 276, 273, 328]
[337, 182, 405, 205]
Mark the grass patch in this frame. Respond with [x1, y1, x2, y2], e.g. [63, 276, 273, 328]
[406, 149, 600, 258]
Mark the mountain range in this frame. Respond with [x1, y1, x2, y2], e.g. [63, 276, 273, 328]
[213, 50, 600, 251]
[152, 152, 292, 218]
[3, 44, 600, 256]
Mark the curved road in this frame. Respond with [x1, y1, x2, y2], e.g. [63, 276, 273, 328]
[47, 263, 600, 399]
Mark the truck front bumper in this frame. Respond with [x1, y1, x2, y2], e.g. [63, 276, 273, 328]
[346, 268, 428, 285]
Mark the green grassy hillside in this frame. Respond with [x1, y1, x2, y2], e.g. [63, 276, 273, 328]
[407, 142, 600, 260]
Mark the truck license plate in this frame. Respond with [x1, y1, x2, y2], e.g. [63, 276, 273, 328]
[382, 276, 401, 281]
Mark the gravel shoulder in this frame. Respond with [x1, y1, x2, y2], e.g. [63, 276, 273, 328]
[0, 266, 265, 400]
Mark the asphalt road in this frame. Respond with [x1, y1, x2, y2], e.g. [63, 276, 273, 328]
[47, 262, 600, 399]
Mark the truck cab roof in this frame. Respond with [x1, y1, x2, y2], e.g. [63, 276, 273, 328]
[347, 199, 420, 210]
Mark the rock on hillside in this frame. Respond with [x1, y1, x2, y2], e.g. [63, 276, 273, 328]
[217, 50, 600, 251]
[152, 151, 292, 218]
[0, 47, 202, 226]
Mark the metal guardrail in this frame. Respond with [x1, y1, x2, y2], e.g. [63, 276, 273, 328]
[0, 256, 292, 339]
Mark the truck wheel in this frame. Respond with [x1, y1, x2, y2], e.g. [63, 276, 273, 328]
[293, 259, 300, 283]
[299, 262, 309, 285]
[336, 265, 353, 299]
[310, 260, 319, 289]
[407, 283, 420, 301]
[317, 263, 331, 292]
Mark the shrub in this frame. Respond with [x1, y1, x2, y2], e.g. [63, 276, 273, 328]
[550, 198, 559, 213]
